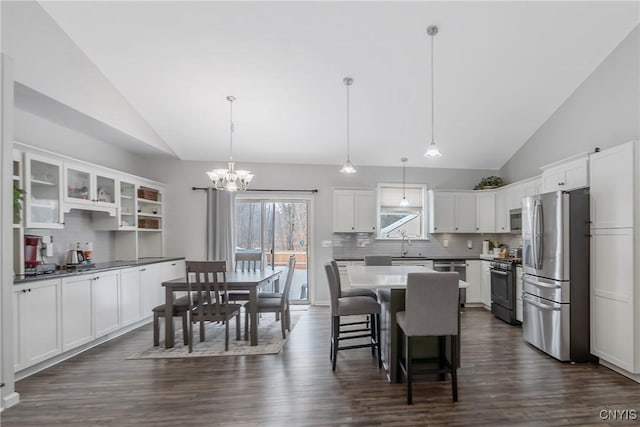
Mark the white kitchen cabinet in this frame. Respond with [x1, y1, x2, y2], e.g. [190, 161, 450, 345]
[591, 228, 635, 372]
[590, 142, 634, 229]
[480, 261, 491, 309]
[476, 191, 496, 233]
[63, 162, 118, 215]
[515, 266, 523, 323]
[61, 275, 94, 352]
[120, 267, 143, 326]
[454, 193, 477, 233]
[429, 190, 494, 233]
[465, 260, 481, 304]
[118, 180, 137, 230]
[332, 189, 376, 233]
[428, 191, 455, 233]
[93, 270, 120, 338]
[24, 153, 64, 229]
[140, 264, 161, 318]
[541, 154, 588, 193]
[589, 141, 640, 382]
[494, 189, 510, 233]
[13, 279, 62, 371]
[160, 260, 187, 299]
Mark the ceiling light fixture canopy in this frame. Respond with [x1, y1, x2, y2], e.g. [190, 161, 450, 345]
[206, 96, 254, 191]
[400, 157, 410, 207]
[424, 25, 443, 159]
[340, 76, 357, 174]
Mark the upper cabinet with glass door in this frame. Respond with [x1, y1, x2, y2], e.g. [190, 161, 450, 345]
[24, 153, 64, 229]
[118, 180, 137, 230]
[63, 163, 117, 215]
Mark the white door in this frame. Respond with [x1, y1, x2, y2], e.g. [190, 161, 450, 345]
[455, 194, 477, 232]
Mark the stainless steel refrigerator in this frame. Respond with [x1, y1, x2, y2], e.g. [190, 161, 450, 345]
[521, 188, 590, 362]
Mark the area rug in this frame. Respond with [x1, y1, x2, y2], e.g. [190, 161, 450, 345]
[128, 309, 304, 359]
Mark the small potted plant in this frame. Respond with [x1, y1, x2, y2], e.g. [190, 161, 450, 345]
[13, 184, 25, 223]
[474, 176, 504, 190]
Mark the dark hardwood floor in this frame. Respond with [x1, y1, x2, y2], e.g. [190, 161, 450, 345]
[2, 307, 639, 426]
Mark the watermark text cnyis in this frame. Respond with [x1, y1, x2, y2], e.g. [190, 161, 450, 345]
[599, 409, 638, 421]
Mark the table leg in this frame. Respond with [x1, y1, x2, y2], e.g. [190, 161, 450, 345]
[165, 286, 175, 349]
[250, 287, 258, 346]
[274, 276, 280, 321]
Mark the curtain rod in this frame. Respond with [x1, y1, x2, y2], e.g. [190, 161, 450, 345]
[192, 186, 318, 193]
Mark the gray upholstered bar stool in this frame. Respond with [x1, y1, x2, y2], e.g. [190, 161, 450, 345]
[331, 260, 377, 300]
[330, 260, 377, 351]
[396, 272, 459, 404]
[325, 263, 382, 372]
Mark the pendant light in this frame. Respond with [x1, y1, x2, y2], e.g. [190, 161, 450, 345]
[206, 96, 254, 191]
[400, 157, 410, 206]
[424, 25, 443, 158]
[340, 76, 357, 174]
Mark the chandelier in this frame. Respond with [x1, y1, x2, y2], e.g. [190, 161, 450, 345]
[206, 96, 254, 191]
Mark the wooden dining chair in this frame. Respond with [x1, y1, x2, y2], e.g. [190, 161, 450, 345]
[235, 252, 263, 271]
[396, 272, 460, 404]
[186, 260, 243, 352]
[152, 296, 189, 347]
[228, 252, 264, 304]
[246, 255, 296, 339]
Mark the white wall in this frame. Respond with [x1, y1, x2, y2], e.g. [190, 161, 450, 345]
[14, 109, 147, 177]
[1, 1, 173, 156]
[501, 25, 640, 182]
[136, 158, 495, 304]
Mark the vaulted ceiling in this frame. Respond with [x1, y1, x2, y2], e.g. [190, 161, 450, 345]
[40, 1, 638, 169]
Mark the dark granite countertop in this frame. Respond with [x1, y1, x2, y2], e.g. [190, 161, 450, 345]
[14, 257, 185, 284]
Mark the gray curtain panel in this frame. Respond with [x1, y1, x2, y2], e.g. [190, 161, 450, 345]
[206, 188, 235, 270]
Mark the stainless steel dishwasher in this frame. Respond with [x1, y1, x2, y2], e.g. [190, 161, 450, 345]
[433, 260, 467, 306]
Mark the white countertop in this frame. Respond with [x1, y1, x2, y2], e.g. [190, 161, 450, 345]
[347, 265, 469, 289]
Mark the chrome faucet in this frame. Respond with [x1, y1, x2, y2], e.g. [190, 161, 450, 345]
[400, 231, 412, 257]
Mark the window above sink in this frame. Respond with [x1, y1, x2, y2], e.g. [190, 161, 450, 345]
[376, 183, 428, 240]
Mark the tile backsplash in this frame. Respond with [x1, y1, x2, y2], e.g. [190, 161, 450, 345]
[332, 233, 523, 259]
[26, 210, 115, 265]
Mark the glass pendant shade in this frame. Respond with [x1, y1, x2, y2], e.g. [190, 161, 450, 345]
[205, 96, 254, 191]
[340, 160, 357, 174]
[424, 141, 442, 158]
[400, 197, 410, 207]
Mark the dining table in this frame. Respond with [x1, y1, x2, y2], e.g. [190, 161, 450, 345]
[161, 268, 282, 348]
[347, 265, 469, 382]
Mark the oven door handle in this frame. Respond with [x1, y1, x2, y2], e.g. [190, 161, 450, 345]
[491, 270, 509, 276]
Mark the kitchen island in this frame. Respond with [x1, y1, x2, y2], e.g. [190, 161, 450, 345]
[347, 265, 468, 382]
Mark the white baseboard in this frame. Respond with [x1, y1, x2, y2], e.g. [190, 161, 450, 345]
[2, 391, 20, 410]
[599, 359, 640, 383]
[15, 317, 151, 381]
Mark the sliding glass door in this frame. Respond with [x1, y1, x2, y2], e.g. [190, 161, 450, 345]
[235, 198, 309, 303]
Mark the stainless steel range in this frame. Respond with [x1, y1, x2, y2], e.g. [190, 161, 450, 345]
[490, 259, 520, 325]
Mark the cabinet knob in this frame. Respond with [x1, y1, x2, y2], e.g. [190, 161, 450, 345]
[558, 182, 565, 186]
[351, 227, 355, 230]
[455, 227, 458, 230]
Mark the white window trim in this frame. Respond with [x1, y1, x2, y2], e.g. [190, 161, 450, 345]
[375, 183, 429, 240]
